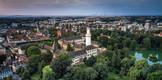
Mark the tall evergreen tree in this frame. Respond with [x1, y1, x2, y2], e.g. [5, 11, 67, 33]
[66, 44, 74, 52]
[143, 38, 151, 50]
[112, 52, 117, 67]
[130, 40, 137, 50]
[38, 60, 46, 79]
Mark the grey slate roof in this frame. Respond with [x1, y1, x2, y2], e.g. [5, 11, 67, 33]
[68, 49, 86, 58]
[63, 36, 82, 41]
[19, 42, 38, 50]
[68, 45, 97, 58]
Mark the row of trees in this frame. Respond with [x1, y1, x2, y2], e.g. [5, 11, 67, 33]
[16, 46, 53, 80]
[92, 29, 162, 50]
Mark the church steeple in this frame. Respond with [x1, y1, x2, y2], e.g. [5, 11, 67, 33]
[36, 24, 40, 33]
[36, 23, 42, 35]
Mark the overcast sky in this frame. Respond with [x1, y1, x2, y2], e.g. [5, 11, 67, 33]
[0, 0, 162, 16]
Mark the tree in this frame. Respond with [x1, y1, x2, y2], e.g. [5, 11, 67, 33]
[112, 52, 118, 67]
[146, 71, 162, 80]
[27, 55, 39, 74]
[21, 70, 31, 80]
[27, 46, 41, 57]
[71, 66, 85, 80]
[16, 66, 25, 77]
[2, 77, 7, 80]
[117, 50, 121, 69]
[93, 63, 109, 79]
[84, 56, 97, 67]
[83, 67, 98, 80]
[160, 41, 162, 51]
[121, 48, 129, 58]
[38, 60, 46, 79]
[42, 65, 56, 80]
[143, 38, 151, 50]
[8, 75, 12, 80]
[124, 38, 131, 48]
[148, 63, 162, 73]
[41, 51, 53, 63]
[128, 59, 149, 80]
[130, 40, 137, 50]
[50, 53, 72, 78]
[66, 44, 74, 52]
[63, 73, 72, 80]
[0, 55, 6, 64]
[71, 66, 98, 80]
[98, 36, 109, 47]
[121, 58, 132, 72]
[113, 43, 118, 50]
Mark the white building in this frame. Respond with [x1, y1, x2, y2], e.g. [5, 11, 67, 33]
[68, 45, 98, 65]
[86, 27, 91, 46]
[144, 23, 150, 31]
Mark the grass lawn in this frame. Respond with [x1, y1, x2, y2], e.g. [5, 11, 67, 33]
[106, 72, 129, 80]
[31, 72, 40, 80]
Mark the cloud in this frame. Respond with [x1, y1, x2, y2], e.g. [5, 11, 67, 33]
[0, 0, 162, 15]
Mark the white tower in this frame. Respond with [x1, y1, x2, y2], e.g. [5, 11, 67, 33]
[86, 27, 91, 46]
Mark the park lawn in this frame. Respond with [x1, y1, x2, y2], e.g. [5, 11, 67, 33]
[106, 72, 129, 80]
[31, 72, 40, 80]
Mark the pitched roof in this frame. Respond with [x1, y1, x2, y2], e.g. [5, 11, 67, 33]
[68, 49, 86, 58]
[63, 36, 82, 41]
[68, 45, 97, 58]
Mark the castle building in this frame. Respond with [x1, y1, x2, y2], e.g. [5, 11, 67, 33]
[68, 27, 98, 65]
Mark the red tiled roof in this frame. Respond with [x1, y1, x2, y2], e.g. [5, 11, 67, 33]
[0, 52, 10, 56]
[154, 34, 159, 36]
[159, 32, 162, 36]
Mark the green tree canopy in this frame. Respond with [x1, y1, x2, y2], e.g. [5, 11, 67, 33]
[8, 75, 13, 80]
[160, 41, 162, 51]
[93, 62, 109, 79]
[84, 67, 98, 80]
[27, 46, 41, 57]
[41, 51, 53, 63]
[66, 44, 75, 52]
[121, 57, 132, 72]
[143, 38, 151, 50]
[112, 52, 118, 67]
[146, 71, 162, 80]
[124, 38, 131, 48]
[128, 59, 149, 80]
[148, 63, 162, 73]
[16, 66, 25, 77]
[50, 53, 72, 78]
[27, 55, 39, 74]
[38, 60, 47, 79]
[71, 66, 98, 80]
[130, 40, 137, 50]
[21, 70, 31, 80]
[42, 65, 56, 80]
[84, 56, 97, 67]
